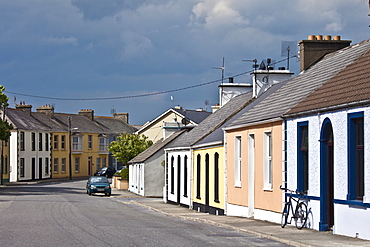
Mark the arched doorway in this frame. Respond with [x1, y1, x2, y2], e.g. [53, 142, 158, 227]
[320, 118, 334, 231]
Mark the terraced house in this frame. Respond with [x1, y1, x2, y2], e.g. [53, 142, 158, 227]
[2, 104, 135, 181]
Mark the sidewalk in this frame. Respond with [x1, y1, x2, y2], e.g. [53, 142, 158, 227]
[112, 188, 370, 247]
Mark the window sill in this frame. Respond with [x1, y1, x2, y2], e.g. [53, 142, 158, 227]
[263, 188, 273, 192]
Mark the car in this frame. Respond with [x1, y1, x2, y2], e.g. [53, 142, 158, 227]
[116, 165, 127, 173]
[94, 166, 116, 178]
[86, 176, 111, 196]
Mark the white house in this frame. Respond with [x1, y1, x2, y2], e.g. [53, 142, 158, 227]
[284, 39, 370, 240]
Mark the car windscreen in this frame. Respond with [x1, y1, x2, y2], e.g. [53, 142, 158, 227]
[90, 177, 109, 183]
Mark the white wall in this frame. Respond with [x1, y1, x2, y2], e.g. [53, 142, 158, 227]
[286, 106, 370, 240]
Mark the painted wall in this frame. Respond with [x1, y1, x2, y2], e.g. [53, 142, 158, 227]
[166, 149, 192, 206]
[192, 146, 225, 214]
[286, 106, 370, 240]
[138, 112, 183, 143]
[225, 121, 283, 223]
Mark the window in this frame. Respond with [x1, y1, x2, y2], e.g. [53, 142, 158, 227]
[88, 135, 92, 149]
[45, 158, 49, 175]
[96, 157, 101, 170]
[39, 133, 43, 151]
[348, 112, 364, 201]
[183, 155, 188, 197]
[102, 157, 106, 167]
[264, 132, 272, 190]
[31, 133, 36, 151]
[45, 134, 49, 151]
[214, 152, 220, 202]
[20, 132, 25, 151]
[234, 136, 242, 187]
[61, 158, 66, 172]
[53, 135, 58, 150]
[99, 137, 107, 151]
[196, 154, 201, 199]
[61, 135, 66, 150]
[3, 156, 8, 174]
[297, 122, 309, 194]
[72, 136, 82, 151]
[53, 158, 58, 173]
[20, 158, 25, 177]
[39, 158, 43, 177]
[75, 157, 80, 172]
[170, 156, 174, 194]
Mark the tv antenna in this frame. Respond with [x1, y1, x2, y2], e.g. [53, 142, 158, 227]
[170, 96, 175, 108]
[213, 57, 225, 84]
[111, 106, 116, 115]
[204, 100, 209, 111]
[281, 41, 297, 70]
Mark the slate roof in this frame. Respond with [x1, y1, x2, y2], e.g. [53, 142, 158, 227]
[128, 130, 187, 164]
[286, 44, 370, 116]
[6, 108, 51, 131]
[226, 39, 370, 129]
[94, 116, 136, 134]
[171, 108, 212, 124]
[166, 92, 254, 149]
[194, 80, 287, 147]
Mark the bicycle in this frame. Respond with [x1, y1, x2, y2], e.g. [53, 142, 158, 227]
[280, 186, 308, 229]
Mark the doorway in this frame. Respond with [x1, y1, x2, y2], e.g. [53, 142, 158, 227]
[320, 118, 334, 231]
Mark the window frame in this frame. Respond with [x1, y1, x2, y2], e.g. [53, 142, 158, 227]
[234, 135, 242, 187]
[20, 131, 25, 151]
[297, 121, 309, 194]
[263, 131, 272, 190]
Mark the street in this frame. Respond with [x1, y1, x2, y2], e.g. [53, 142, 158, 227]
[0, 180, 288, 247]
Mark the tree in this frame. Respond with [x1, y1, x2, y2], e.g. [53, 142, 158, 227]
[108, 133, 153, 166]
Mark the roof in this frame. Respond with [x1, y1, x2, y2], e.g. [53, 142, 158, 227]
[286, 43, 370, 116]
[166, 92, 254, 149]
[94, 116, 136, 134]
[137, 107, 211, 134]
[226, 39, 370, 129]
[128, 130, 187, 164]
[5, 108, 51, 131]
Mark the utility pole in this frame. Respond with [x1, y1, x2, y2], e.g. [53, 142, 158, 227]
[68, 116, 72, 180]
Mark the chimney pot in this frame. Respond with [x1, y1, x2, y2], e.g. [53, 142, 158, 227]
[308, 35, 316, 40]
[324, 35, 332, 41]
[316, 35, 323, 40]
[333, 36, 341, 41]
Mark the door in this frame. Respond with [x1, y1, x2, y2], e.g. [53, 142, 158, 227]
[205, 154, 210, 213]
[177, 155, 181, 204]
[320, 118, 334, 231]
[88, 156, 92, 176]
[248, 134, 255, 217]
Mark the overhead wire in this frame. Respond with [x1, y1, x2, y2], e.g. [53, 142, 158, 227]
[5, 54, 297, 101]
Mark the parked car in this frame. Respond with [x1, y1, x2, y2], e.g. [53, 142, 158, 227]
[94, 167, 116, 178]
[86, 176, 111, 196]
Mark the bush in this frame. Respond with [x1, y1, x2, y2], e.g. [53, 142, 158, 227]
[120, 167, 129, 180]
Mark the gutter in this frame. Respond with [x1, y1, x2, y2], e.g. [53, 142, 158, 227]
[283, 99, 370, 118]
[191, 140, 223, 149]
[223, 117, 282, 131]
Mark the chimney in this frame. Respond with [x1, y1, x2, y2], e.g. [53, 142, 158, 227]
[78, 109, 94, 121]
[299, 35, 351, 71]
[16, 101, 32, 115]
[36, 104, 54, 118]
[114, 113, 129, 124]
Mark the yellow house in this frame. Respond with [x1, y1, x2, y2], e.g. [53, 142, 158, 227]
[136, 106, 211, 143]
[192, 146, 225, 215]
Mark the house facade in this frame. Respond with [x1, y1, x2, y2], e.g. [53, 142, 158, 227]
[284, 39, 370, 240]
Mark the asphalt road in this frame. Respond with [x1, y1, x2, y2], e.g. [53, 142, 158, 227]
[0, 180, 289, 247]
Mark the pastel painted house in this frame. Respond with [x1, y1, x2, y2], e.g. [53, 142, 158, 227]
[223, 35, 352, 223]
[284, 38, 370, 240]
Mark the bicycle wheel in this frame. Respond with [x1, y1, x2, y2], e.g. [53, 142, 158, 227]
[295, 202, 308, 229]
[281, 203, 289, 228]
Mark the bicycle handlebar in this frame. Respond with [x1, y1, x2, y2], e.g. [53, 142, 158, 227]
[280, 185, 304, 195]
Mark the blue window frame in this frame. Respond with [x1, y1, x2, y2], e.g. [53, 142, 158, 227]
[347, 112, 364, 201]
[297, 121, 309, 194]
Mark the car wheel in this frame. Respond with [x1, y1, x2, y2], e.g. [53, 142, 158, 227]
[88, 190, 92, 196]
[106, 192, 111, 197]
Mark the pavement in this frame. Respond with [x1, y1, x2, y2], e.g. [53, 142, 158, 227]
[111, 187, 370, 247]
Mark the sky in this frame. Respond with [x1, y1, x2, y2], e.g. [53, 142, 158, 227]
[0, 0, 369, 125]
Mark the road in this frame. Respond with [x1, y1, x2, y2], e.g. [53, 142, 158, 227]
[0, 180, 288, 247]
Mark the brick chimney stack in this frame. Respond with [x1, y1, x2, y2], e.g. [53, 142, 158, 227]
[78, 109, 94, 121]
[36, 104, 54, 118]
[114, 113, 129, 124]
[16, 101, 32, 115]
[298, 35, 351, 72]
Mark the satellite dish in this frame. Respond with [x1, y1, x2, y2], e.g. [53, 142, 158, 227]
[181, 118, 190, 125]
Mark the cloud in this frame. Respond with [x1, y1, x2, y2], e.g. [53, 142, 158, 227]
[43, 36, 79, 46]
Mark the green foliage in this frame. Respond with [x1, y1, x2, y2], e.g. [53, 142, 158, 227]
[0, 86, 12, 141]
[120, 168, 129, 180]
[108, 133, 153, 166]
